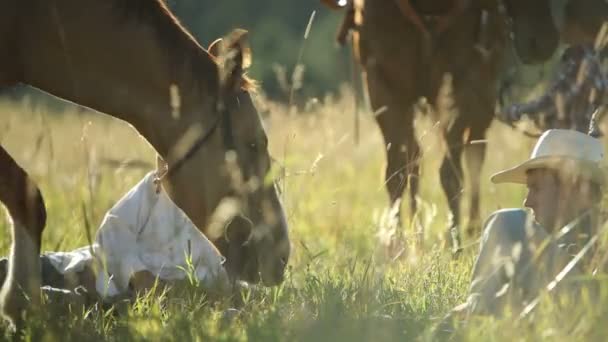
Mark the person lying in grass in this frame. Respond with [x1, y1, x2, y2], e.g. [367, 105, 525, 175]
[440, 129, 606, 331]
[0, 169, 231, 305]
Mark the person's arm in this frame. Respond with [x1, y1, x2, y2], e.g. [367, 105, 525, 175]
[467, 209, 531, 316]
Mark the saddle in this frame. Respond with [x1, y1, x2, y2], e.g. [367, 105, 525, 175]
[336, 0, 497, 54]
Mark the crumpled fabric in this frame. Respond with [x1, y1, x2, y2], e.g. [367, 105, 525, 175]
[44, 171, 230, 298]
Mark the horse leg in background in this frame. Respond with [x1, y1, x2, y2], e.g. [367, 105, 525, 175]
[378, 116, 421, 253]
[463, 124, 490, 238]
[405, 132, 421, 244]
[440, 121, 466, 254]
[381, 120, 420, 231]
[0, 145, 46, 329]
[365, 68, 421, 252]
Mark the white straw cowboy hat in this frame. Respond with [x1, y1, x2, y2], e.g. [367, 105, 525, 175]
[491, 129, 606, 185]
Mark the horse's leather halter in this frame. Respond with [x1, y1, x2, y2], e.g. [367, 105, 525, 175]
[154, 93, 239, 187]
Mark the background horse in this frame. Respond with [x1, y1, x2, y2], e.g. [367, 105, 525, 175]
[321, 0, 510, 252]
[0, 0, 290, 328]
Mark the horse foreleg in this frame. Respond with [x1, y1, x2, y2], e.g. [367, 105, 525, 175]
[440, 127, 464, 253]
[404, 132, 421, 243]
[0, 145, 45, 330]
[366, 63, 421, 253]
[378, 115, 421, 250]
[382, 143, 406, 226]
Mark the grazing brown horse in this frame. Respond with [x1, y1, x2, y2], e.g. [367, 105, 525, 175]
[0, 0, 290, 328]
[321, 0, 509, 252]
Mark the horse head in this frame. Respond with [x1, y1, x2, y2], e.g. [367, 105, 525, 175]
[160, 30, 290, 287]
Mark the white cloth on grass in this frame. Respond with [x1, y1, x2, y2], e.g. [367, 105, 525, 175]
[45, 172, 229, 298]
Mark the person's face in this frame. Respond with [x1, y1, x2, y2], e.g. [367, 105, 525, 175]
[524, 169, 561, 231]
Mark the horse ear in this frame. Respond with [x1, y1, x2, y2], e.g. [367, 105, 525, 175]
[320, 0, 348, 9]
[219, 29, 252, 93]
[156, 154, 166, 170]
[208, 38, 223, 58]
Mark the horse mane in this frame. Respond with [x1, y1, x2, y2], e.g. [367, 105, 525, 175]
[109, 0, 256, 93]
[240, 75, 258, 93]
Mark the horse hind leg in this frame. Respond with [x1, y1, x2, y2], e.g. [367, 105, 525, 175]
[0, 145, 46, 330]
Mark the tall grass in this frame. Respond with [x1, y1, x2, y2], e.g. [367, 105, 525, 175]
[2, 88, 606, 341]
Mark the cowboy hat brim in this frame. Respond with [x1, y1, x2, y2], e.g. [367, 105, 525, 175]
[490, 155, 607, 185]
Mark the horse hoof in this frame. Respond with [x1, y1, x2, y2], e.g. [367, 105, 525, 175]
[443, 226, 462, 255]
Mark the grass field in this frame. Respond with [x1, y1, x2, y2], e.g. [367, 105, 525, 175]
[1, 87, 607, 341]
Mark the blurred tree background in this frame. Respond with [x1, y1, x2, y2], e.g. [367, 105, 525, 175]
[167, 0, 352, 103]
